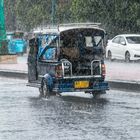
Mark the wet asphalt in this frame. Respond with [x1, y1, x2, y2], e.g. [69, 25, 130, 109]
[0, 77, 140, 140]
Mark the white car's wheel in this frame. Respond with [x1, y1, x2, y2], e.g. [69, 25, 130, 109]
[125, 52, 130, 62]
[107, 51, 112, 61]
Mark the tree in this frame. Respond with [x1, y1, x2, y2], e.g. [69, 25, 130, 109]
[4, 0, 17, 31]
[70, 0, 140, 38]
[4, 0, 140, 35]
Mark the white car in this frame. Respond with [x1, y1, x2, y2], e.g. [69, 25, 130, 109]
[106, 34, 140, 62]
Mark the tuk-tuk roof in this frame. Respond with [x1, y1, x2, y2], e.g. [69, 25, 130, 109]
[33, 23, 106, 35]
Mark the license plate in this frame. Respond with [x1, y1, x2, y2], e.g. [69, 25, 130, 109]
[74, 81, 89, 88]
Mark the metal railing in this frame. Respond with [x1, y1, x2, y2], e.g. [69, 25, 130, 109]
[91, 60, 101, 76]
[61, 59, 72, 77]
[61, 59, 102, 79]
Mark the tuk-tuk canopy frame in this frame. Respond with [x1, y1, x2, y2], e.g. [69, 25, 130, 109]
[33, 22, 106, 35]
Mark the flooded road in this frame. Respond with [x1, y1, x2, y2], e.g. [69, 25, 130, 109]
[0, 77, 140, 140]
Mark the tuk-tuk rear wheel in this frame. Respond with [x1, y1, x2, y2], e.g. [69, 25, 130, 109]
[92, 92, 100, 98]
[39, 79, 50, 98]
[91, 91, 106, 98]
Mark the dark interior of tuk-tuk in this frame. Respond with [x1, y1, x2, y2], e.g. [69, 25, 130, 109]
[59, 28, 105, 76]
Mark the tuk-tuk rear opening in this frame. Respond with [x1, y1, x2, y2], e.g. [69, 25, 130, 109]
[58, 28, 105, 77]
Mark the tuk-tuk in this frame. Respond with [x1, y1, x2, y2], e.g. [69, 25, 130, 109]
[28, 23, 109, 98]
[7, 31, 27, 55]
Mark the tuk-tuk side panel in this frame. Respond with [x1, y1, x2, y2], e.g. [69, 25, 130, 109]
[36, 34, 59, 82]
[37, 61, 56, 80]
[28, 36, 57, 84]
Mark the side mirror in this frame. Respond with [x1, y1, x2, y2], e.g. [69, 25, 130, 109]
[120, 41, 126, 45]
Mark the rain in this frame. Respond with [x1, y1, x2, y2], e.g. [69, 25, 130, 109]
[0, 0, 140, 140]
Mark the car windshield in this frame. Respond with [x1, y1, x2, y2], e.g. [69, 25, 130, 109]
[126, 36, 140, 44]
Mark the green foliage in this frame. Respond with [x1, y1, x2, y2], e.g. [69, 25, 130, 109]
[4, 0, 17, 31]
[70, 0, 140, 37]
[4, 0, 140, 37]
[56, 1, 72, 23]
[15, 0, 52, 31]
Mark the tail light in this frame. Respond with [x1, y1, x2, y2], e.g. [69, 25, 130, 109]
[55, 65, 63, 78]
[101, 64, 106, 77]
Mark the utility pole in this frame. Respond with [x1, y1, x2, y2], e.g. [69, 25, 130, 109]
[51, 0, 56, 25]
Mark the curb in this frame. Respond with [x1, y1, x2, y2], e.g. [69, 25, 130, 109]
[0, 70, 140, 92]
[0, 70, 28, 79]
[108, 80, 140, 92]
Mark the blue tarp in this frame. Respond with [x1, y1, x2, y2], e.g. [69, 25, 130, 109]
[38, 34, 57, 60]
